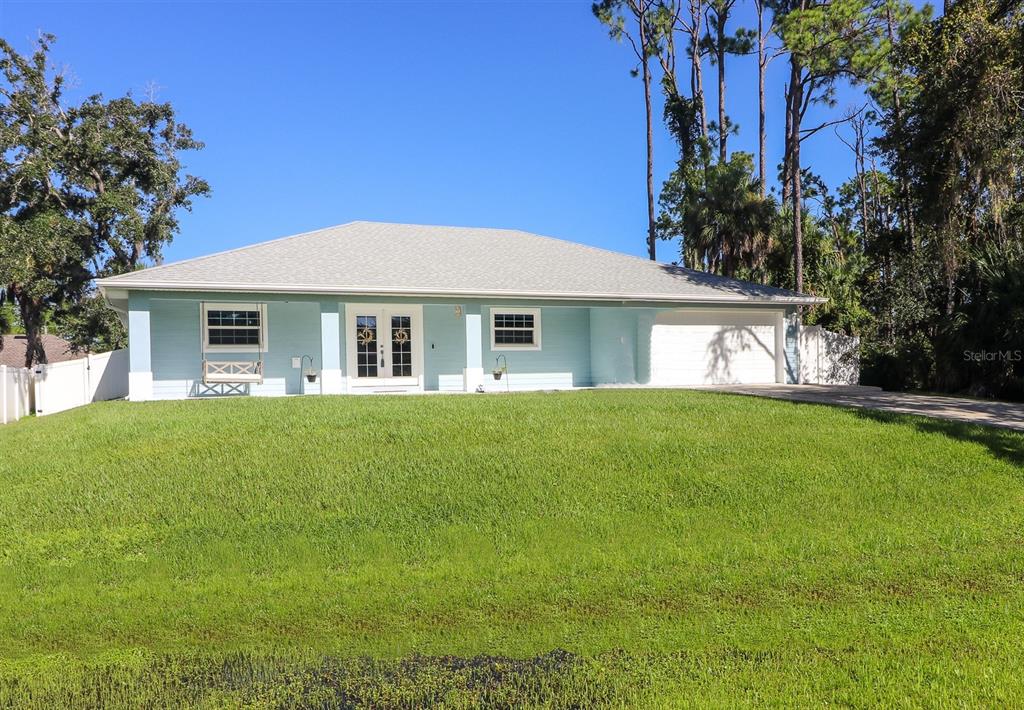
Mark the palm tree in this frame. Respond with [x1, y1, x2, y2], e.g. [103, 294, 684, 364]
[660, 152, 775, 278]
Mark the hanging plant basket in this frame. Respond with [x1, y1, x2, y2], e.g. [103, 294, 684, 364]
[492, 355, 509, 389]
[304, 369, 318, 383]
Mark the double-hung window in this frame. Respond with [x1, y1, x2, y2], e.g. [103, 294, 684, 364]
[491, 308, 541, 350]
[202, 303, 267, 352]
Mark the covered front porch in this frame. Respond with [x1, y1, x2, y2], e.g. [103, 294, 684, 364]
[123, 291, 799, 401]
[126, 294, 621, 400]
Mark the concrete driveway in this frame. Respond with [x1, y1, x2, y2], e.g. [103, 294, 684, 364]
[702, 384, 1024, 432]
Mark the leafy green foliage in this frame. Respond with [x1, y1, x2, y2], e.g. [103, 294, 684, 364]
[864, 0, 1024, 397]
[0, 300, 17, 333]
[940, 240, 1024, 398]
[638, 0, 1023, 398]
[0, 391, 1022, 704]
[775, 0, 899, 87]
[893, 0, 1023, 251]
[63, 95, 209, 274]
[659, 151, 776, 279]
[768, 201, 872, 334]
[54, 290, 126, 353]
[0, 34, 208, 365]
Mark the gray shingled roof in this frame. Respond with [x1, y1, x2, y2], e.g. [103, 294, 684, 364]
[97, 221, 823, 304]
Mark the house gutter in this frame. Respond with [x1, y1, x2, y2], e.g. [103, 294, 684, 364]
[97, 280, 826, 306]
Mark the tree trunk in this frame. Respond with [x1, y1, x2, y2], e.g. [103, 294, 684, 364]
[792, 148, 803, 293]
[696, 66, 708, 141]
[14, 287, 48, 367]
[788, 57, 804, 293]
[131, 240, 144, 268]
[691, 1, 709, 139]
[716, 7, 728, 163]
[640, 13, 657, 261]
[757, 0, 767, 197]
[885, 5, 915, 249]
[943, 227, 957, 315]
[869, 155, 884, 237]
[856, 140, 869, 250]
[782, 81, 792, 205]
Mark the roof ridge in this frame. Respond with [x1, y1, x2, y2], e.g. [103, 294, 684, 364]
[353, 220, 524, 234]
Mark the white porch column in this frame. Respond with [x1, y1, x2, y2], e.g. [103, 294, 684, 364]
[127, 294, 153, 401]
[463, 304, 484, 392]
[319, 300, 344, 394]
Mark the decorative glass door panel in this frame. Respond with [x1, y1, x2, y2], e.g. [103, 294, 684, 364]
[391, 315, 413, 377]
[355, 315, 379, 378]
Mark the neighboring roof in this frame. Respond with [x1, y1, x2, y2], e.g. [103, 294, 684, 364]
[97, 221, 824, 305]
[0, 334, 77, 367]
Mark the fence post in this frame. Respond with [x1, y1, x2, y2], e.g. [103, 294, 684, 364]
[33, 364, 43, 416]
[817, 328, 823, 383]
[797, 321, 804, 385]
[1, 365, 7, 425]
[85, 355, 93, 404]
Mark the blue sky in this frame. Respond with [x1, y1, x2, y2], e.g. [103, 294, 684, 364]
[2, 0, 882, 264]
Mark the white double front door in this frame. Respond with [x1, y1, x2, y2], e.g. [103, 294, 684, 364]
[345, 304, 424, 391]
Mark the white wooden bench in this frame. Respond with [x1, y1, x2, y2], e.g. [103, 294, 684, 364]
[202, 360, 264, 385]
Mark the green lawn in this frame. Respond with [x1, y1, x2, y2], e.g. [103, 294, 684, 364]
[1, 390, 1022, 707]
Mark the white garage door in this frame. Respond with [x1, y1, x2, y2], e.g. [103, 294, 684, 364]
[650, 309, 782, 385]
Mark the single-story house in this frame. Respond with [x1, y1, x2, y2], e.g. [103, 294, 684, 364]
[96, 221, 823, 400]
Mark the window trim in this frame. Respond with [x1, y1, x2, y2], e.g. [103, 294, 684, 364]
[201, 302, 268, 353]
[490, 307, 542, 351]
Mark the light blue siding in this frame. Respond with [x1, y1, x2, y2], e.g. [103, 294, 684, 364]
[635, 309, 657, 385]
[148, 297, 321, 398]
[150, 298, 200, 386]
[588, 308, 639, 384]
[423, 305, 467, 392]
[480, 306, 591, 391]
[263, 301, 322, 394]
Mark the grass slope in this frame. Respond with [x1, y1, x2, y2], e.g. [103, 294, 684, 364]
[1, 390, 1022, 706]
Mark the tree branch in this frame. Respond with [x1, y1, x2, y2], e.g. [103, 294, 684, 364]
[800, 104, 866, 141]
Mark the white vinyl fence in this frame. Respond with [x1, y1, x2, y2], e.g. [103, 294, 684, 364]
[799, 325, 860, 385]
[0, 365, 33, 424]
[32, 349, 129, 417]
